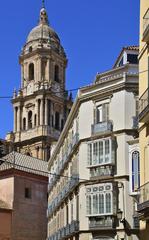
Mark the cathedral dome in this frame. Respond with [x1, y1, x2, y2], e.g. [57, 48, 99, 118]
[27, 24, 60, 43]
[21, 7, 66, 58]
[26, 8, 60, 45]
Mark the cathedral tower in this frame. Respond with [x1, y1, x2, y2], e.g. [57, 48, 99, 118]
[9, 6, 72, 161]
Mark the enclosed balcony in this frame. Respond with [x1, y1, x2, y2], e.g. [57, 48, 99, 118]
[91, 121, 113, 135]
[90, 165, 115, 179]
[89, 216, 115, 230]
[139, 87, 149, 123]
[142, 8, 149, 42]
[138, 182, 149, 219]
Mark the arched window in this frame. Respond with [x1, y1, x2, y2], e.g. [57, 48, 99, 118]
[99, 194, 104, 214]
[55, 112, 60, 130]
[29, 46, 32, 53]
[26, 152, 31, 156]
[23, 118, 26, 130]
[29, 63, 34, 81]
[132, 151, 140, 192]
[93, 194, 98, 214]
[105, 193, 112, 213]
[28, 111, 32, 129]
[86, 195, 91, 215]
[54, 65, 59, 82]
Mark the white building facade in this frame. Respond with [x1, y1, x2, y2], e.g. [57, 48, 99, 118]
[47, 46, 139, 240]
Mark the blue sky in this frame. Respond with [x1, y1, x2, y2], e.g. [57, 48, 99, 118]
[0, 0, 139, 138]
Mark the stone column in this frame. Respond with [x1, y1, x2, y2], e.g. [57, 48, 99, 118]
[45, 99, 48, 125]
[14, 107, 17, 132]
[37, 58, 42, 82]
[39, 146, 43, 160]
[17, 106, 21, 132]
[47, 58, 50, 83]
[40, 98, 44, 125]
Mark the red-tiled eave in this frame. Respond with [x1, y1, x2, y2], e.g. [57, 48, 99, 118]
[0, 168, 48, 182]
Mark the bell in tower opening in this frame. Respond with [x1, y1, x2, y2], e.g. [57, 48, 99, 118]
[6, 4, 72, 161]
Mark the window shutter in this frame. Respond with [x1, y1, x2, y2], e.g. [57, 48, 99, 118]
[93, 107, 96, 124]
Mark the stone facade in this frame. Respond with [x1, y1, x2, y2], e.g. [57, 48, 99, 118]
[6, 7, 72, 161]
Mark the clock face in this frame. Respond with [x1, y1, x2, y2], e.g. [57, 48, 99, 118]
[52, 82, 61, 97]
[27, 81, 34, 95]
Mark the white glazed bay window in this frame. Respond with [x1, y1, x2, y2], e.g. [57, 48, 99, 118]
[87, 138, 115, 167]
[86, 183, 115, 216]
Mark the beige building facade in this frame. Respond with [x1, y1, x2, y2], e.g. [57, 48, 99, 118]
[48, 47, 139, 240]
[137, 1, 149, 239]
[6, 6, 72, 161]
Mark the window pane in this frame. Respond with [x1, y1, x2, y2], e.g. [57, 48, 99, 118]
[132, 151, 140, 192]
[105, 140, 110, 163]
[96, 106, 102, 123]
[86, 195, 92, 215]
[99, 194, 104, 214]
[106, 193, 111, 213]
[99, 141, 103, 163]
[93, 142, 98, 165]
[93, 195, 98, 214]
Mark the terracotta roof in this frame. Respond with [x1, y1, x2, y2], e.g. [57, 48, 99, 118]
[123, 46, 139, 51]
[0, 200, 11, 210]
[0, 152, 48, 177]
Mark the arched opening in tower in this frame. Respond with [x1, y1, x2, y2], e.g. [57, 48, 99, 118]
[28, 111, 33, 129]
[29, 63, 34, 81]
[54, 65, 59, 82]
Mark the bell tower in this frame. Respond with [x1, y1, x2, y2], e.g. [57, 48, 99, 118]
[9, 5, 72, 161]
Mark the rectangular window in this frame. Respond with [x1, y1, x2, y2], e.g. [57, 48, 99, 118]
[86, 183, 113, 216]
[96, 103, 109, 123]
[88, 138, 114, 167]
[127, 54, 138, 64]
[25, 187, 31, 199]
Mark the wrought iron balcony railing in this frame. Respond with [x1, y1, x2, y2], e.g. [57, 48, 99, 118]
[139, 87, 149, 121]
[90, 165, 115, 178]
[48, 175, 79, 217]
[48, 133, 79, 192]
[48, 221, 79, 240]
[89, 216, 114, 230]
[91, 121, 113, 135]
[138, 181, 149, 212]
